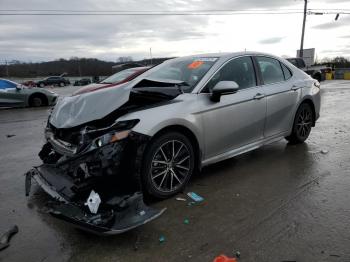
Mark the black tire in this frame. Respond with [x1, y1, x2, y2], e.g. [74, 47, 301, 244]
[141, 132, 195, 199]
[29, 94, 47, 107]
[286, 103, 314, 144]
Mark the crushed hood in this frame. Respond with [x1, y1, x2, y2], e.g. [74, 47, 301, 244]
[49, 78, 185, 129]
[50, 82, 131, 129]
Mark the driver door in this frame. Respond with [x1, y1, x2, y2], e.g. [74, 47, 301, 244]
[198, 56, 267, 160]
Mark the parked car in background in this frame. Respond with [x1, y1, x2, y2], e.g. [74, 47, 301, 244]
[73, 78, 92, 86]
[286, 57, 329, 82]
[0, 79, 58, 107]
[73, 67, 150, 95]
[25, 52, 320, 234]
[36, 76, 70, 87]
[22, 80, 37, 87]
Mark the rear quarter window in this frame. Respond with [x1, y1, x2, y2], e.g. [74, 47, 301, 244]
[281, 63, 293, 80]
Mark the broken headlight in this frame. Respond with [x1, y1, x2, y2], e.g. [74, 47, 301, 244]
[91, 119, 140, 148]
[94, 130, 130, 147]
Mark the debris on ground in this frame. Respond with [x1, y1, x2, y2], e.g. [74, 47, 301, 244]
[6, 134, 16, 138]
[159, 235, 165, 243]
[0, 225, 19, 251]
[235, 251, 241, 258]
[175, 197, 187, 202]
[321, 149, 329, 154]
[187, 192, 204, 202]
[187, 201, 196, 206]
[183, 218, 190, 225]
[213, 254, 237, 262]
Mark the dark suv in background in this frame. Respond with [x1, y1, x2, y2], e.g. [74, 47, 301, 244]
[36, 76, 70, 87]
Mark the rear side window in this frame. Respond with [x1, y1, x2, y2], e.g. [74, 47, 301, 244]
[256, 56, 285, 85]
[281, 63, 292, 80]
[203, 56, 256, 92]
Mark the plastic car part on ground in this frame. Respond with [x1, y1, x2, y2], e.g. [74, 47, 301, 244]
[187, 192, 204, 202]
[0, 225, 19, 251]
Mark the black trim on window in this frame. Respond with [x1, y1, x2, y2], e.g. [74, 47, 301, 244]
[252, 56, 264, 86]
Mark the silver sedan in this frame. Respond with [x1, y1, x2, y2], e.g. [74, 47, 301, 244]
[0, 79, 58, 107]
[28, 51, 321, 234]
[118, 52, 321, 197]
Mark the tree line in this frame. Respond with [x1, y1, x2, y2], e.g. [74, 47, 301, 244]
[1, 56, 348, 78]
[0, 57, 172, 78]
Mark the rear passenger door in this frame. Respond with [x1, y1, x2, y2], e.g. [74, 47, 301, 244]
[255, 56, 299, 138]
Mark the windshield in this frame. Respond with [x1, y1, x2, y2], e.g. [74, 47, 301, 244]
[101, 68, 142, 84]
[147, 57, 218, 92]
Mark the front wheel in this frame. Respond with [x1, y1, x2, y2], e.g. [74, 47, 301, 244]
[286, 103, 313, 144]
[141, 132, 195, 199]
[29, 95, 44, 107]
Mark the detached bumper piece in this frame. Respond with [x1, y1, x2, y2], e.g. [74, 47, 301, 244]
[25, 166, 165, 235]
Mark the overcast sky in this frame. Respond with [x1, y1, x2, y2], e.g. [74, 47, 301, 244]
[0, 0, 349, 62]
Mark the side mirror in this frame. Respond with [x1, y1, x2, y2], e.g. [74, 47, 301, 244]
[210, 81, 239, 102]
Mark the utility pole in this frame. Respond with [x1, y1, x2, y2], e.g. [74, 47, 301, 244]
[299, 0, 308, 58]
[5, 60, 9, 77]
[150, 48, 153, 65]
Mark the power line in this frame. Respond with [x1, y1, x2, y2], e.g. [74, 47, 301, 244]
[0, 8, 348, 16]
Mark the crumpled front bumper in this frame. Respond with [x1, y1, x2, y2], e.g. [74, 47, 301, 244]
[25, 166, 165, 235]
[25, 132, 165, 235]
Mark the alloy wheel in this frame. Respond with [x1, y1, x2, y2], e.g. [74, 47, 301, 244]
[296, 107, 312, 138]
[150, 140, 191, 193]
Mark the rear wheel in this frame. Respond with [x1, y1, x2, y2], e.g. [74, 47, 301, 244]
[286, 103, 313, 144]
[142, 132, 195, 198]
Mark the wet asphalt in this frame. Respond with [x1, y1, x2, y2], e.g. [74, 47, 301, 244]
[0, 81, 349, 262]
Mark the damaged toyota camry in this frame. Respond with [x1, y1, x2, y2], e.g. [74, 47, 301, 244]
[25, 52, 321, 234]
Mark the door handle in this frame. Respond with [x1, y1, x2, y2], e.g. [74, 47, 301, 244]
[253, 93, 265, 100]
[291, 85, 301, 91]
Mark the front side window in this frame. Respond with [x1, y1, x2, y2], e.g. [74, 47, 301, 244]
[202, 56, 256, 93]
[256, 56, 285, 85]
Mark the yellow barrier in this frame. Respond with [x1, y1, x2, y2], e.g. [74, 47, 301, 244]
[326, 73, 333, 80]
[344, 72, 350, 80]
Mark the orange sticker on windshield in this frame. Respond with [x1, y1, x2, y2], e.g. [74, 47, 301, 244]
[188, 61, 204, 69]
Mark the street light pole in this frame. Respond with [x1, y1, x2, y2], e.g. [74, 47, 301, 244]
[299, 0, 308, 58]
